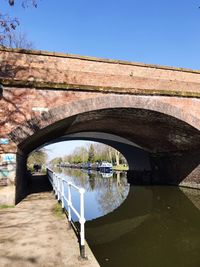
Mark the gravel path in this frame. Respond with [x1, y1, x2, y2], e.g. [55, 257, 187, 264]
[0, 192, 99, 267]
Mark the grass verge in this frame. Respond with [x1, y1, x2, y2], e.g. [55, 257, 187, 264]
[0, 204, 15, 209]
[53, 203, 63, 219]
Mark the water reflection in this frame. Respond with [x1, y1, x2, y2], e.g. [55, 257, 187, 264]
[86, 185, 200, 267]
[53, 167, 129, 220]
[53, 167, 200, 267]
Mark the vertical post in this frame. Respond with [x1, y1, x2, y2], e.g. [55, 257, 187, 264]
[53, 173, 56, 195]
[53, 173, 56, 193]
[79, 188, 86, 258]
[55, 175, 58, 198]
[67, 182, 72, 228]
[50, 171, 53, 188]
[56, 176, 59, 200]
[57, 177, 61, 201]
[47, 170, 87, 259]
[61, 178, 64, 209]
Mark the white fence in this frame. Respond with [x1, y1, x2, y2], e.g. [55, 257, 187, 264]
[47, 168, 86, 258]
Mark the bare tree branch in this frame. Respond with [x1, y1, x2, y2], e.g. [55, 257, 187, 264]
[0, 1, 38, 47]
[2, 32, 34, 49]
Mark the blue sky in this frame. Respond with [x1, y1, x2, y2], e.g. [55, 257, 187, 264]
[2, 0, 200, 69]
[3, 0, 200, 158]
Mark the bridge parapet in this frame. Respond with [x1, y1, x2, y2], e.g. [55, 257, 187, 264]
[0, 47, 200, 97]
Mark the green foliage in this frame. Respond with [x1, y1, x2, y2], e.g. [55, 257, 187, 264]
[62, 146, 88, 164]
[0, 204, 15, 209]
[113, 164, 129, 171]
[53, 203, 63, 219]
[88, 144, 95, 163]
[49, 157, 63, 166]
[27, 149, 47, 169]
[49, 142, 128, 167]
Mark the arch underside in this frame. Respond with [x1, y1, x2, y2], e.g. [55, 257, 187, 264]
[10, 95, 200, 148]
[12, 96, 200, 203]
[17, 107, 200, 154]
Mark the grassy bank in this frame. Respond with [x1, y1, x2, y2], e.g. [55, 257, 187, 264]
[113, 165, 129, 171]
[0, 204, 15, 209]
[53, 203, 64, 219]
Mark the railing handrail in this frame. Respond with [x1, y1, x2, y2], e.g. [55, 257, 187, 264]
[48, 167, 85, 192]
[47, 167, 86, 258]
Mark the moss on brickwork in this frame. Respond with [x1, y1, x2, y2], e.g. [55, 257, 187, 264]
[1, 78, 200, 98]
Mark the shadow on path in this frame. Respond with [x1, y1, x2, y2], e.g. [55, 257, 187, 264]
[28, 173, 52, 195]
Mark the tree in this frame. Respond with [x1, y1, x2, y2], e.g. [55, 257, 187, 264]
[27, 149, 47, 167]
[49, 142, 127, 166]
[2, 31, 34, 49]
[0, 0, 37, 46]
[115, 150, 120, 166]
[88, 144, 95, 163]
[49, 157, 63, 167]
[76, 146, 88, 162]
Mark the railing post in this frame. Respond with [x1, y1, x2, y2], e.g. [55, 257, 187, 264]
[47, 169, 87, 259]
[67, 182, 72, 228]
[61, 178, 64, 209]
[54, 174, 58, 199]
[57, 176, 61, 201]
[53, 173, 55, 192]
[53, 173, 56, 195]
[79, 188, 86, 258]
[56, 176, 59, 199]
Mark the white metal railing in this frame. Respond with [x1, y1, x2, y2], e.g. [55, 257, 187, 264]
[47, 168, 86, 258]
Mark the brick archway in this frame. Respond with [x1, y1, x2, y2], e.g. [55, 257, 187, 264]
[10, 95, 200, 147]
[1, 47, 200, 205]
[7, 94, 200, 204]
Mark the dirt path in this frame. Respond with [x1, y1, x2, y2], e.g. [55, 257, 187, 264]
[0, 192, 99, 267]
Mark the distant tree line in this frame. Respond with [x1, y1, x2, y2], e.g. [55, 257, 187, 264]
[50, 143, 127, 167]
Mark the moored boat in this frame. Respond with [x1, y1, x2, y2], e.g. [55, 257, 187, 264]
[99, 161, 113, 173]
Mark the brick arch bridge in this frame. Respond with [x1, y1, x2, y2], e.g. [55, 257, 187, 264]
[0, 47, 200, 204]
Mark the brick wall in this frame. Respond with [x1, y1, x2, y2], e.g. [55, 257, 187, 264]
[0, 48, 200, 203]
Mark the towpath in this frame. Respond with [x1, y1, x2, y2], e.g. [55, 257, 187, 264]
[0, 190, 99, 267]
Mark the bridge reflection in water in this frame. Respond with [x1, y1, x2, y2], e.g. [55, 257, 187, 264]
[54, 168, 200, 267]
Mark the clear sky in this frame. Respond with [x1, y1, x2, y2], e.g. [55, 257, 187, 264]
[3, 0, 200, 158]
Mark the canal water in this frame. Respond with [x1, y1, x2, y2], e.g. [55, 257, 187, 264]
[54, 168, 200, 267]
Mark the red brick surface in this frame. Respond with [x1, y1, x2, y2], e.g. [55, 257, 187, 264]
[0, 48, 200, 152]
[0, 48, 200, 196]
[1, 48, 200, 96]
